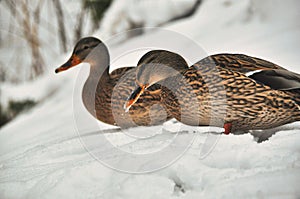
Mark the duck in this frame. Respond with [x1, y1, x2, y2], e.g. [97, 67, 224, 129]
[55, 37, 174, 128]
[125, 50, 300, 134]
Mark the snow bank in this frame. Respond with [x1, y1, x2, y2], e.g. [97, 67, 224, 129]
[166, 0, 300, 70]
[98, 0, 199, 40]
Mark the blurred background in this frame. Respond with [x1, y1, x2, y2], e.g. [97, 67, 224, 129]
[0, 0, 300, 198]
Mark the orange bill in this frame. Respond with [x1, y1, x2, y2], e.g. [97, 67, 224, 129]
[124, 85, 146, 112]
[55, 54, 82, 73]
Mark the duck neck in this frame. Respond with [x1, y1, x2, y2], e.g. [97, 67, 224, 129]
[88, 44, 110, 81]
[83, 44, 111, 117]
[88, 62, 110, 82]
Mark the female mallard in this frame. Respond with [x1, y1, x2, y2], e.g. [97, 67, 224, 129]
[125, 50, 300, 134]
[55, 37, 174, 128]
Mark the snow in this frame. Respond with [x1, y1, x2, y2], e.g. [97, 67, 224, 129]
[1, 0, 300, 198]
[98, 0, 199, 40]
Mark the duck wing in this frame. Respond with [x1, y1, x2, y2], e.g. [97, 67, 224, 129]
[209, 54, 286, 73]
[248, 69, 300, 91]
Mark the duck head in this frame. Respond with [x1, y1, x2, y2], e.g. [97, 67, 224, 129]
[125, 50, 188, 111]
[55, 37, 103, 73]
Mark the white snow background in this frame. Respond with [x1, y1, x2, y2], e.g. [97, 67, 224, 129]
[1, 0, 300, 198]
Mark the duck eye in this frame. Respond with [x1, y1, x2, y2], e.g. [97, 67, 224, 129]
[83, 46, 89, 50]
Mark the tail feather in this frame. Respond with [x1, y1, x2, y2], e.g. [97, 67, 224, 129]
[249, 69, 300, 91]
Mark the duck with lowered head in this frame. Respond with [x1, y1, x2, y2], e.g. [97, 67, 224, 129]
[125, 50, 300, 134]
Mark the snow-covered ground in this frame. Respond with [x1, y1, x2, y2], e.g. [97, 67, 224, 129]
[1, 0, 300, 198]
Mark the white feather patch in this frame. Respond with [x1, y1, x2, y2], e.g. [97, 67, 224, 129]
[245, 70, 262, 77]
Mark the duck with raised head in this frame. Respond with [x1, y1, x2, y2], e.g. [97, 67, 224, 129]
[125, 50, 300, 134]
[55, 37, 175, 128]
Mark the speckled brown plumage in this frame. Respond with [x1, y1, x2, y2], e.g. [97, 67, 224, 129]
[96, 67, 170, 128]
[127, 50, 300, 133]
[162, 64, 300, 132]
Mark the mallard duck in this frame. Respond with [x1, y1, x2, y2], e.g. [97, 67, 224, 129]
[125, 50, 300, 134]
[55, 37, 174, 128]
